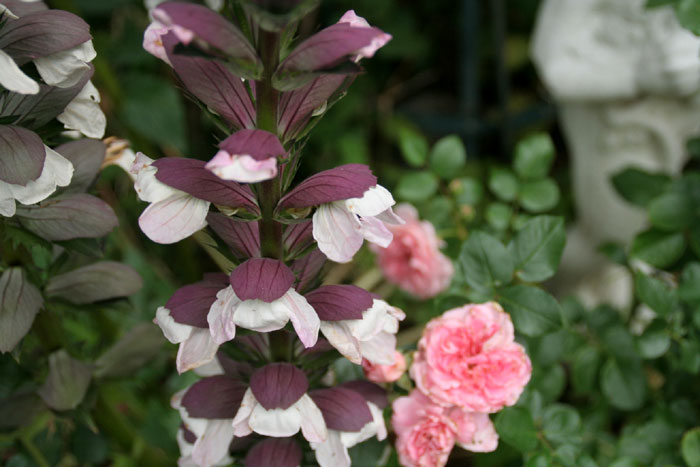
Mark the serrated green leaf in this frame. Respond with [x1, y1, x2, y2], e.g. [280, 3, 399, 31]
[611, 168, 671, 207]
[495, 407, 539, 452]
[682, 428, 700, 467]
[519, 178, 560, 213]
[498, 285, 562, 336]
[509, 216, 566, 282]
[543, 404, 581, 445]
[488, 167, 518, 202]
[514, 133, 555, 180]
[397, 125, 429, 167]
[458, 231, 513, 293]
[629, 229, 685, 269]
[395, 171, 438, 202]
[572, 346, 600, 394]
[600, 357, 646, 410]
[636, 320, 671, 359]
[430, 135, 466, 178]
[678, 0, 700, 34]
[485, 202, 512, 231]
[634, 271, 677, 316]
[648, 191, 693, 231]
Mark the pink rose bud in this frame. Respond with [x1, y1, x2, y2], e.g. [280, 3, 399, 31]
[410, 302, 532, 413]
[362, 351, 406, 383]
[372, 204, 453, 299]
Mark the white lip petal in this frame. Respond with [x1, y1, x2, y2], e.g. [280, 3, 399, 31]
[231, 389, 256, 437]
[57, 80, 106, 139]
[358, 332, 396, 366]
[312, 202, 364, 263]
[320, 321, 362, 364]
[175, 328, 218, 373]
[138, 193, 209, 244]
[249, 403, 302, 438]
[360, 215, 393, 248]
[155, 306, 194, 344]
[297, 394, 328, 443]
[9, 146, 74, 207]
[191, 419, 236, 467]
[232, 298, 290, 333]
[0, 49, 39, 94]
[34, 41, 96, 88]
[206, 286, 239, 345]
[345, 185, 395, 217]
[280, 289, 320, 348]
[313, 430, 350, 467]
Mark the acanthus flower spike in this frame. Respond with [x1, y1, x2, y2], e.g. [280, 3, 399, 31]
[154, 273, 229, 373]
[278, 164, 404, 263]
[232, 363, 328, 442]
[206, 258, 320, 348]
[205, 129, 285, 183]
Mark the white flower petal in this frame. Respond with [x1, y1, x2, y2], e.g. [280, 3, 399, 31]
[138, 193, 209, 244]
[346, 299, 389, 342]
[207, 286, 239, 345]
[249, 403, 302, 438]
[320, 321, 362, 364]
[176, 328, 218, 373]
[0, 185, 16, 217]
[375, 207, 404, 225]
[360, 216, 393, 248]
[345, 185, 394, 217]
[313, 430, 350, 467]
[232, 298, 290, 333]
[193, 357, 225, 377]
[312, 202, 364, 263]
[176, 428, 194, 458]
[134, 163, 176, 203]
[10, 146, 74, 206]
[296, 394, 328, 443]
[0, 49, 39, 94]
[0, 5, 18, 19]
[155, 306, 194, 343]
[192, 419, 236, 467]
[57, 80, 106, 138]
[359, 332, 396, 365]
[34, 41, 96, 88]
[231, 389, 256, 437]
[280, 289, 319, 348]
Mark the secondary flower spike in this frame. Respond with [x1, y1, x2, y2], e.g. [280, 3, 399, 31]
[232, 363, 328, 442]
[278, 164, 403, 263]
[206, 258, 320, 348]
[154, 274, 229, 373]
[205, 129, 285, 183]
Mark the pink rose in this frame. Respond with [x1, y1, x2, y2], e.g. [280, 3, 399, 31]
[372, 204, 453, 299]
[392, 390, 497, 467]
[362, 351, 407, 383]
[410, 302, 532, 412]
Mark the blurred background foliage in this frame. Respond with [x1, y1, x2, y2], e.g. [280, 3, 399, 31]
[10, 0, 700, 466]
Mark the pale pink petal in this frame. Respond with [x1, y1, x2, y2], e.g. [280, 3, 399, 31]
[451, 409, 498, 453]
[155, 306, 193, 343]
[192, 419, 236, 467]
[207, 286, 239, 344]
[345, 185, 394, 217]
[375, 207, 405, 225]
[280, 289, 320, 348]
[143, 21, 172, 65]
[320, 321, 362, 364]
[312, 202, 364, 263]
[296, 394, 328, 443]
[176, 328, 218, 373]
[249, 404, 302, 438]
[138, 193, 209, 244]
[360, 216, 393, 248]
[205, 152, 277, 183]
[312, 431, 350, 467]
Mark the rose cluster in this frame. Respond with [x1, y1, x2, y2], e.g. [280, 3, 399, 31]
[113, 2, 413, 465]
[393, 302, 532, 467]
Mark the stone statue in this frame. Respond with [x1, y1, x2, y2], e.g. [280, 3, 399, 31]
[531, 0, 700, 307]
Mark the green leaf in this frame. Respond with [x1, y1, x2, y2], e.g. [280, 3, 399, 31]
[485, 202, 512, 231]
[519, 178, 560, 213]
[458, 231, 513, 293]
[648, 192, 694, 231]
[680, 263, 700, 305]
[495, 406, 539, 452]
[3, 225, 52, 269]
[682, 428, 700, 467]
[678, 0, 700, 34]
[600, 357, 646, 410]
[488, 167, 518, 202]
[395, 171, 439, 202]
[634, 271, 677, 316]
[397, 125, 429, 167]
[646, 0, 678, 7]
[535, 329, 569, 366]
[508, 216, 566, 282]
[680, 339, 700, 374]
[609, 457, 642, 467]
[514, 133, 555, 180]
[453, 177, 484, 205]
[572, 346, 601, 394]
[629, 229, 685, 269]
[690, 223, 700, 258]
[498, 285, 562, 336]
[533, 364, 566, 403]
[611, 168, 671, 207]
[543, 404, 581, 445]
[430, 135, 466, 178]
[636, 320, 671, 359]
[598, 242, 628, 266]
